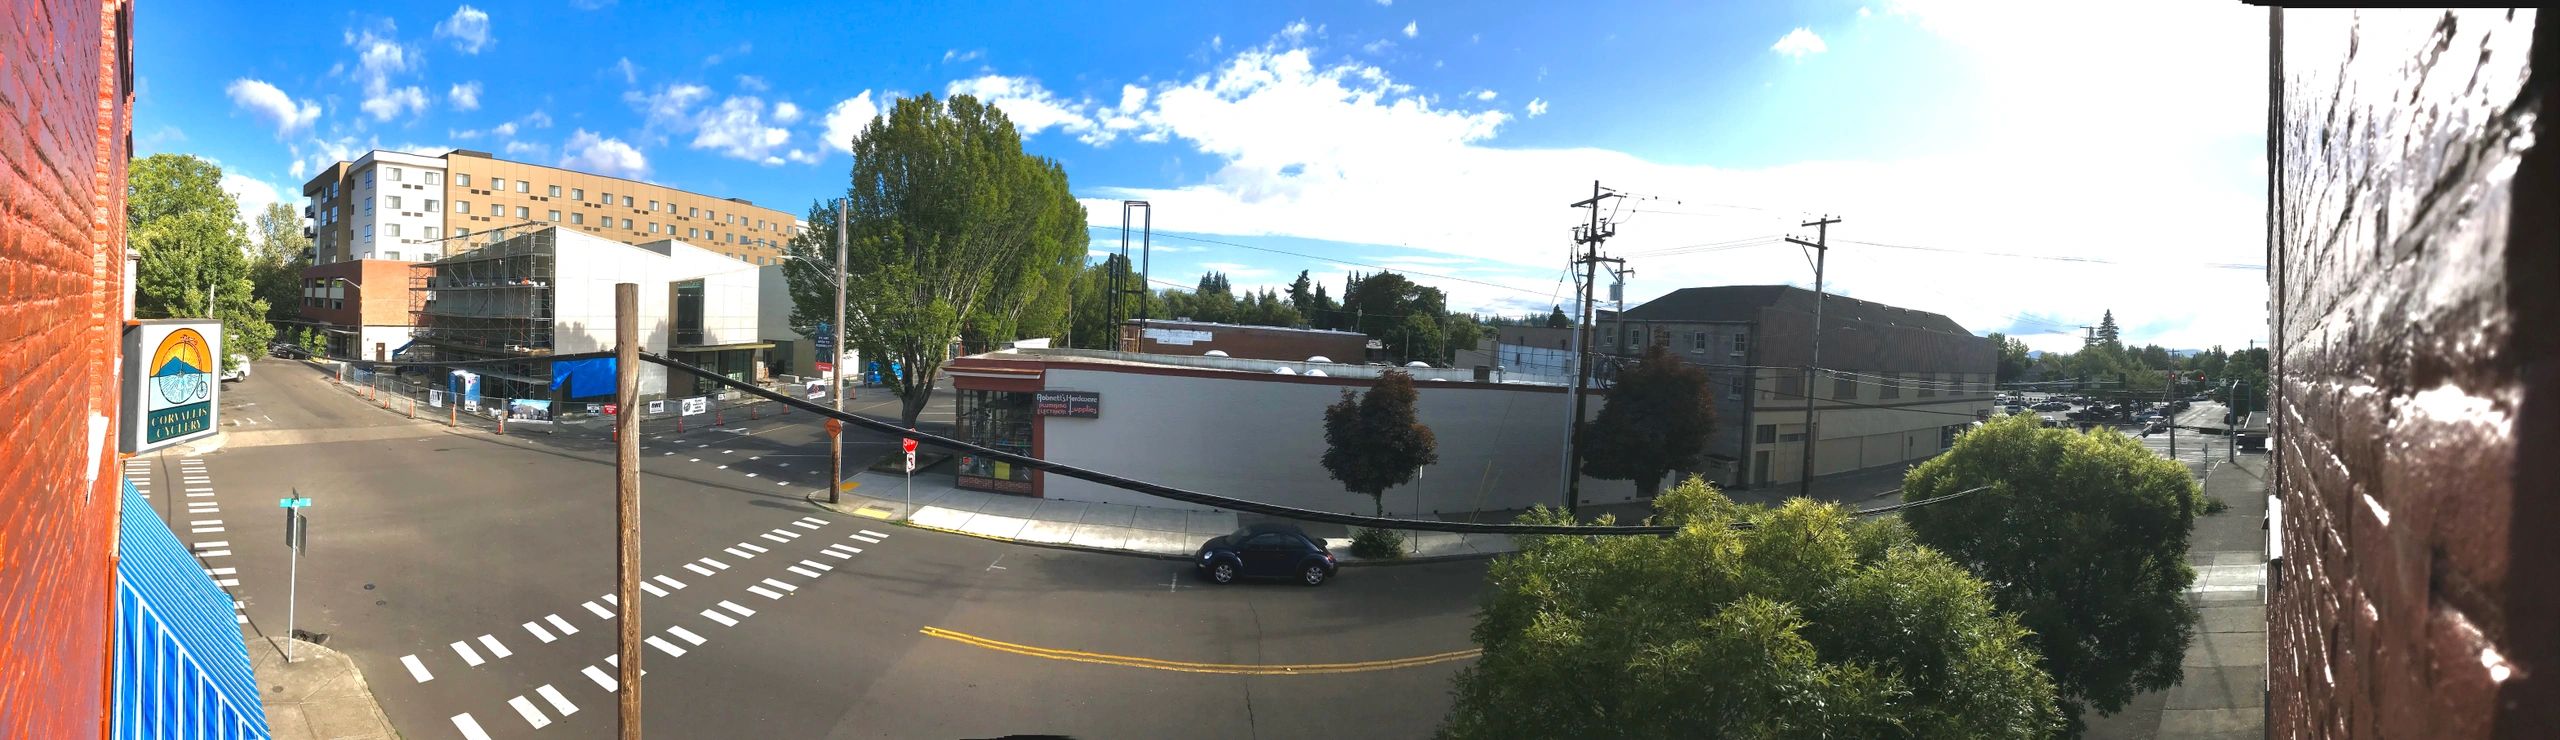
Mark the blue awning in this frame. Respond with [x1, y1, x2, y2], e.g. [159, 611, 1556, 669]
[113, 479, 267, 738]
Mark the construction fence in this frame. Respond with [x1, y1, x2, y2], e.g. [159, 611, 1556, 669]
[319, 361, 860, 438]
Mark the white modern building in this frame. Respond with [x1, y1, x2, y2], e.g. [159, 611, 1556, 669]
[304, 150, 450, 264]
[408, 227, 767, 400]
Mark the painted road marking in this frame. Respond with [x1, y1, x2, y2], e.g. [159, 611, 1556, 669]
[859, 530, 890, 539]
[536, 684, 577, 717]
[761, 578, 798, 592]
[792, 521, 822, 530]
[507, 695, 550, 728]
[654, 574, 687, 590]
[918, 626, 1486, 675]
[215, 579, 240, 587]
[452, 641, 485, 667]
[185, 492, 215, 498]
[478, 634, 512, 658]
[776, 480, 790, 486]
[724, 547, 754, 559]
[689, 458, 701, 463]
[826, 544, 861, 555]
[769, 528, 800, 539]
[787, 565, 822, 578]
[738, 542, 769, 553]
[582, 665, 617, 692]
[401, 655, 433, 682]
[798, 517, 828, 526]
[198, 550, 230, 558]
[524, 621, 558, 643]
[190, 519, 223, 526]
[818, 549, 852, 560]
[204, 567, 236, 575]
[451, 713, 493, 740]
[701, 609, 738, 626]
[699, 557, 729, 570]
[603, 593, 619, 604]
[798, 559, 832, 571]
[684, 563, 715, 576]
[191, 527, 224, 534]
[645, 635, 686, 657]
[849, 534, 881, 544]
[640, 582, 668, 597]
[667, 625, 707, 646]
[745, 472, 758, 478]
[583, 601, 613, 619]
[717, 465, 729, 469]
[195, 541, 228, 549]
[184, 487, 212, 492]
[718, 600, 755, 617]
[748, 585, 783, 600]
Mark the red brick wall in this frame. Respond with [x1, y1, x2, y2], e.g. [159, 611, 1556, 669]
[300, 259, 426, 327]
[2269, 9, 2558, 739]
[0, 0, 133, 735]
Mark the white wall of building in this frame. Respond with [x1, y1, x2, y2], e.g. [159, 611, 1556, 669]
[341, 151, 448, 262]
[1036, 367, 1642, 515]
[546, 230, 761, 396]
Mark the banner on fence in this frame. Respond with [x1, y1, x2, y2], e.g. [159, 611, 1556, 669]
[806, 380, 827, 400]
[508, 398, 554, 423]
[648, 399, 667, 415]
[429, 389, 445, 408]
[681, 397, 708, 416]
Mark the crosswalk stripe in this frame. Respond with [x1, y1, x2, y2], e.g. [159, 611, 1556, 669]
[536, 684, 578, 717]
[798, 517, 828, 525]
[792, 521, 822, 530]
[583, 601, 613, 619]
[653, 574, 686, 590]
[582, 665, 617, 692]
[848, 534, 880, 544]
[641, 582, 668, 597]
[684, 563, 715, 576]
[215, 578, 239, 587]
[507, 695, 551, 728]
[401, 655, 433, 683]
[818, 549, 852, 559]
[197, 550, 230, 558]
[718, 600, 755, 617]
[667, 626, 707, 646]
[702, 608, 738, 626]
[724, 547, 754, 559]
[524, 621, 557, 643]
[760, 533, 791, 543]
[478, 634, 512, 658]
[451, 713, 493, 740]
[699, 557, 729, 570]
[826, 544, 861, 555]
[547, 613, 579, 635]
[737, 542, 768, 553]
[798, 559, 832, 571]
[761, 578, 798, 592]
[770, 528, 801, 539]
[645, 635, 686, 657]
[787, 566, 822, 578]
[748, 585, 783, 600]
[452, 641, 485, 666]
[195, 541, 228, 549]
[858, 530, 890, 539]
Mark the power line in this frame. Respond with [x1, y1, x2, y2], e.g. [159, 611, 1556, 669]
[1091, 228, 1554, 297]
[1835, 238, 2269, 270]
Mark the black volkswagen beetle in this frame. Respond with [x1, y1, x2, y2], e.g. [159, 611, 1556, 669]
[1195, 523, 1338, 586]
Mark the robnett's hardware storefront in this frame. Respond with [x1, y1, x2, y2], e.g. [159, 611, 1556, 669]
[943, 361, 1108, 496]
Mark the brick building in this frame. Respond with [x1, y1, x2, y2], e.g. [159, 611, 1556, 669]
[2268, 9, 2558, 738]
[297, 258, 428, 361]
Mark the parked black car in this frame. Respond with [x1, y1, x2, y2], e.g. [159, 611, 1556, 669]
[1196, 523, 1338, 586]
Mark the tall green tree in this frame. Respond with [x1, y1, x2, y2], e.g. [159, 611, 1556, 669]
[130, 153, 269, 371]
[1580, 339, 1716, 498]
[1989, 331, 2033, 384]
[1543, 305, 1570, 328]
[1065, 254, 1140, 349]
[781, 93, 1086, 424]
[250, 202, 310, 325]
[1442, 478, 2062, 739]
[1319, 369, 1438, 516]
[1900, 413, 2206, 736]
[2092, 309, 2122, 349]
[1285, 270, 1315, 314]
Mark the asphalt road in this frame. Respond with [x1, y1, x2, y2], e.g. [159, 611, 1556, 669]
[188, 359, 1488, 739]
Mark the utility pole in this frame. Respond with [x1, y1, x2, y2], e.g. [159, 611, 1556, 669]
[2163, 369, 2178, 464]
[1118, 201, 1152, 350]
[1786, 216, 1839, 497]
[829, 199, 848, 504]
[611, 283, 643, 739]
[1559, 181, 1622, 516]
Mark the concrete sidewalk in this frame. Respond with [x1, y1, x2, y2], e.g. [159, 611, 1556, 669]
[249, 636, 397, 740]
[2086, 453, 2269, 740]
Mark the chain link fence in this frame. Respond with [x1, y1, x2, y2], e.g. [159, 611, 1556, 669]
[318, 361, 850, 438]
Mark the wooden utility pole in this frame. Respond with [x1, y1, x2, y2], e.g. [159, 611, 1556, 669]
[1786, 216, 1838, 497]
[611, 283, 643, 738]
[1560, 181, 1622, 516]
[830, 199, 848, 504]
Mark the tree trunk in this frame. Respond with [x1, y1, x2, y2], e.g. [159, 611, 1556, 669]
[900, 385, 932, 429]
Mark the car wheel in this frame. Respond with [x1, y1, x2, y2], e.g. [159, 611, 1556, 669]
[1301, 564, 1328, 586]
[1209, 562, 1236, 584]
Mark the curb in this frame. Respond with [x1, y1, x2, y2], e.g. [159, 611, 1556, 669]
[803, 494, 1508, 566]
[172, 430, 229, 455]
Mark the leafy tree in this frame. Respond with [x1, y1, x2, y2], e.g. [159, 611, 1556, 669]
[2216, 346, 2268, 411]
[1989, 331, 2033, 384]
[1440, 312, 1484, 361]
[250, 202, 310, 325]
[1900, 413, 2206, 736]
[1285, 270, 1315, 314]
[1543, 305, 1571, 328]
[2091, 309, 2121, 349]
[1579, 339, 1716, 498]
[781, 93, 1086, 424]
[1064, 253, 1141, 349]
[1442, 478, 2062, 739]
[130, 153, 269, 371]
[1319, 369, 1438, 516]
[1339, 270, 1448, 363]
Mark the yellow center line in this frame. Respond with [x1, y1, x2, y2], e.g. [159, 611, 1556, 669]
[918, 626, 1481, 676]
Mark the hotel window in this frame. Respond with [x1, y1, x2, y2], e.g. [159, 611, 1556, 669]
[1757, 425, 1777, 444]
[649, 199, 660, 210]
[456, 201, 470, 214]
[387, 223, 401, 237]
[388, 166, 402, 182]
[515, 206, 529, 219]
[425, 226, 441, 239]
[516, 180, 529, 193]
[424, 171, 441, 185]
[571, 213, 585, 225]
[689, 207, 699, 218]
[1732, 333, 1749, 356]
[1776, 372, 1802, 399]
[622, 195, 633, 206]
[1880, 373, 1902, 400]
[549, 185, 562, 197]
[362, 224, 373, 240]
[456, 227, 470, 238]
[425, 199, 441, 212]
[598, 191, 609, 203]
[689, 228, 699, 239]
[365, 199, 374, 215]
[491, 177, 506, 191]
[1690, 331, 1706, 352]
[621, 218, 633, 229]
[1834, 374, 1857, 399]
[455, 174, 470, 187]
[387, 196, 402, 210]
[548, 210, 562, 222]
[385, 251, 399, 261]
[1919, 373, 1938, 398]
[364, 171, 375, 188]
[649, 223, 659, 234]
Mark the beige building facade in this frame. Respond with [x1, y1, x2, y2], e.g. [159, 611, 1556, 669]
[299, 148, 798, 266]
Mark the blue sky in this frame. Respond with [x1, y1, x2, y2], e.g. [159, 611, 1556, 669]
[145, 0, 2271, 354]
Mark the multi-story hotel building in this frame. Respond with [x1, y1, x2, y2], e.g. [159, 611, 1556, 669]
[294, 148, 802, 360]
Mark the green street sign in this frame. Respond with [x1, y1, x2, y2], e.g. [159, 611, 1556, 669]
[279, 497, 311, 508]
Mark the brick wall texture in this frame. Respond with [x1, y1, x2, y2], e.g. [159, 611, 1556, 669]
[2269, 9, 2559, 739]
[0, 0, 132, 736]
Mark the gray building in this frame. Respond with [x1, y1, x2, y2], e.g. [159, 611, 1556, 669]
[1610, 285, 1995, 489]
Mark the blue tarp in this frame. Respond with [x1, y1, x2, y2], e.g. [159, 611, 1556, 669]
[552, 357, 618, 398]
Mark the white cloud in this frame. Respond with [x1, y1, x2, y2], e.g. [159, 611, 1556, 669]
[1771, 27, 1827, 58]
[448, 81, 482, 110]
[525, 110, 553, 128]
[434, 5, 494, 54]
[773, 101, 802, 124]
[819, 91, 878, 154]
[948, 75, 1106, 143]
[224, 79, 321, 137]
[690, 95, 792, 163]
[1281, 20, 1314, 42]
[1377, 0, 1392, 5]
[289, 159, 308, 179]
[1402, 21, 1418, 38]
[737, 75, 769, 92]
[1362, 39, 1396, 55]
[491, 121, 517, 138]
[360, 85, 429, 121]
[625, 83, 713, 141]
[1470, 89, 1497, 101]
[1525, 98, 1549, 117]
[502, 139, 547, 158]
[559, 129, 647, 178]
[219, 173, 285, 233]
[943, 49, 983, 64]
[613, 57, 640, 85]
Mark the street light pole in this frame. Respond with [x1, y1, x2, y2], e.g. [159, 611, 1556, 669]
[830, 199, 848, 504]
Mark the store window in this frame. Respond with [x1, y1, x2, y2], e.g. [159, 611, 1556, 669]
[956, 390, 1036, 494]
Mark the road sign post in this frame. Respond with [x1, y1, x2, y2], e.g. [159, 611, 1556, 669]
[902, 437, 918, 516]
[826, 418, 844, 504]
[280, 493, 311, 661]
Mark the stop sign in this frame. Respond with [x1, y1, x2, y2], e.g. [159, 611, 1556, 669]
[901, 437, 918, 453]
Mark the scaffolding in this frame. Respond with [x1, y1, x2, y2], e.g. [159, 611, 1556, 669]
[411, 225, 557, 354]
